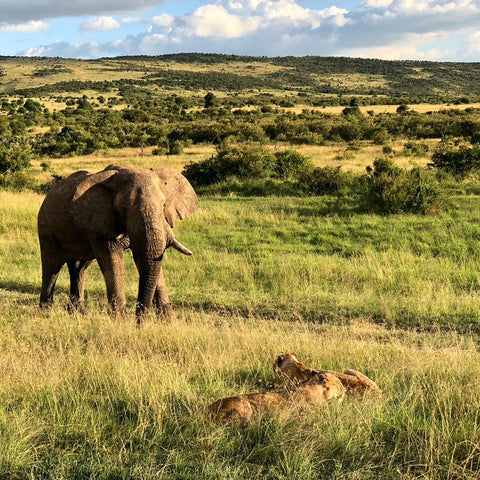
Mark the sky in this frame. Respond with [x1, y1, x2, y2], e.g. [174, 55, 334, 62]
[0, 0, 480, 61]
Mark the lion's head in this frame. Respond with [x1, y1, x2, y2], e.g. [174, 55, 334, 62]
[274, 352, 380, 397]
[273, 352, 316, 389]
[299, 370, 346, 404]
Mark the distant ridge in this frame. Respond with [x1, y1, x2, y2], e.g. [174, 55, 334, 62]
[1, 53, 480, 99]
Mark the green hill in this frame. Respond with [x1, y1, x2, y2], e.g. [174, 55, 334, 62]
[1, 54, 480, 101]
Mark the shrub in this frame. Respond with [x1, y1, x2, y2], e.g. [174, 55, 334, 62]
[36, 174, 64, 194]
[168, 140, 184, 155]
[204, 92, 218, 108]
[197, 177, 300, 196]
[183, 144, 276, 187]
[403, 142, 429, 157]
[152, 146, 167, 156]
[471, 132, 480, 145]
[0, 170, 37, 191]
[273, 149, 313, 179]
[0, 138, 32, 174]
[382, 145, 394, 155]
[342, 106, 362, 117]
[363, 158, 443, 214]
[430, 140, 480, 176]
[299, 166, 352, 195]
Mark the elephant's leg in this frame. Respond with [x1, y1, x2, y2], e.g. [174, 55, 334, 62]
[67, 259, 93, 313]
[153, 266, 172, 319]
[40, 264, 63, 308]
[90, 240, 126, 316]
[39, 234, 64, 308]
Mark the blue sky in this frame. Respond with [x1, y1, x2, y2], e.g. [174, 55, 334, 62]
[0, 0, 479, 60]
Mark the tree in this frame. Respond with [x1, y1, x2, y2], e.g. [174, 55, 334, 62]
[204, 92, 218, 108]
[0, 137, 32, 174]
[23, 99, 42, 113]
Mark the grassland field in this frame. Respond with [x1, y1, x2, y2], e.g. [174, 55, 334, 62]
[2, 143, 480, 479]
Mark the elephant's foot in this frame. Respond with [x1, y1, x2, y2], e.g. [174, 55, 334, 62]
[152, 296, 173, 321]
[156, 303, 173, 321]
[109, 305, 127, 319]
[67, 298, 86, 314]
[39, 299, 53, 310]
[108, 296, 127, 319]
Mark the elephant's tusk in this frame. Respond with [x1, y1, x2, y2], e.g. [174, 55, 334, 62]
[170, 238, 193, 256]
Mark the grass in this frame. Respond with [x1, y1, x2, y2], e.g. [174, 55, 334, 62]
[290, 103, 480, 115]
[2, 156, 480, 477]
[0, 307, 480, 479]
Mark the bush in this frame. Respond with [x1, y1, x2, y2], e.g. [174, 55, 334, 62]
[168, 140, 184, 155]
[0, 138, 32, 174]
[0, 170, 37, 191]
[183, 144, 276, 187]
[363, 158, 443, 214]
[197, 177, 301, 196]
[183, 145, 317, 188]
[403, 142, 429, 157]
[273, 149, 313, 179]
[471, 132, 480, 145]
[299, 166, 353, 195]
[430, 140, 480, 175]
[204, 92, 218, 108]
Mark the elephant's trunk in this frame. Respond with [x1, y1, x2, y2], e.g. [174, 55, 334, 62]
[135, 257, 162, 317]
[127, 202, 165, 317]
[127, 201, 193, 317]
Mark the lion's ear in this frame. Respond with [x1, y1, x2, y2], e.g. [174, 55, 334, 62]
[313, 372, 328, 384]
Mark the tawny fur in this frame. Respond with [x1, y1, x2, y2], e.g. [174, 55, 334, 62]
[206, 371, 345, 424]
[273, 353, 381, 397]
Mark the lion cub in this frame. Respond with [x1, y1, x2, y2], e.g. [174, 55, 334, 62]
[206, 370, 345, 424]
[274, 353, 381, 397]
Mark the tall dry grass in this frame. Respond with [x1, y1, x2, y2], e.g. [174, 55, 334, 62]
[0, 303, 480, 478]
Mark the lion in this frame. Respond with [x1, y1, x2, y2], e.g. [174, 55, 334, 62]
[274, 353, 381, 397]
[206, 370, 345, 424]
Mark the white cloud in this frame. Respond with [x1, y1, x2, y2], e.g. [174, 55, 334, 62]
[24, 39, 118, 58]
[151, 14, 175, 27]
[363, 0, 393, 7]
[16, 0, 480, 61]
[344, 33, 452, 60]
[0, 20, 49, 33]
[81, 16, 120, 31]
[184, 4, 261, 38]
[386, 0, 480, 16]
[121, 16, 144, 24]
[461, 29, 480, 57]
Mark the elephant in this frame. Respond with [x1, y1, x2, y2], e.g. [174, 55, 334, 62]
[37, 164, 198, 320]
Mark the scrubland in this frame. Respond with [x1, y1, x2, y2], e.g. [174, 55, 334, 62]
[2, 147, 480, 478]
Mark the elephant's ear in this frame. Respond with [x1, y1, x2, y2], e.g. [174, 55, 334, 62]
[152, 168, 198, 227]
[71, 170, 122, 237]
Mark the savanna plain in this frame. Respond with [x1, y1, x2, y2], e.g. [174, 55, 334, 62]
[2, 55, 480, 479]
[3, 162, 480, 479]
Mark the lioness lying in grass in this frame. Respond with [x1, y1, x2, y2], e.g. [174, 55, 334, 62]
[207, 370, 345, 424]
[273, 353, 381, 397]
